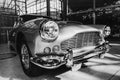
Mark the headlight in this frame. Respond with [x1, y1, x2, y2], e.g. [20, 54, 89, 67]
[40, 21, 59, 41]
[103, 26, 111, 37]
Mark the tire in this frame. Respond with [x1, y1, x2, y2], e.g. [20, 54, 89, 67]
[19, 41, 42, 77]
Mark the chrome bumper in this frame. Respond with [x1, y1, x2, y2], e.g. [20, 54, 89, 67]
[30, 53, 68, 69]
[30, 41, 110, 69]
[73, 41, 110, 64]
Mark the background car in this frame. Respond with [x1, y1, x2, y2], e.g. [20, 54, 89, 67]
[9, 14, 111, 77]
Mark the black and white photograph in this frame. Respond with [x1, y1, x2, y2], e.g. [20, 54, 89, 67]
[0, 0, 120, 80]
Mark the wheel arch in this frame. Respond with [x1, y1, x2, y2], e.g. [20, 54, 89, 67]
[16, 32, 26, 54]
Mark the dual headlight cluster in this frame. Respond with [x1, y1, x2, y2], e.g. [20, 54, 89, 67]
[40, 20, 59, 41]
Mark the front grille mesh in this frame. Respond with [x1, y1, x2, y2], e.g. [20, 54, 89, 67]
[61, 32, 101, 50]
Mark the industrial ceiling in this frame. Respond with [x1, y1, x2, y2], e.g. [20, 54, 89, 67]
[69, 0, 119, 12]
[0, 0, 119, 15]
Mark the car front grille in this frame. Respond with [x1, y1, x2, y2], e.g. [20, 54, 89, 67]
[61, 32, 101, 50]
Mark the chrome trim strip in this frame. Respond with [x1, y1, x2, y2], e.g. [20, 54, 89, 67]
[73, 51, 103, 62]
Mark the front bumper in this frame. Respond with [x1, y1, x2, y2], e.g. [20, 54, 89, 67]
[73, 41, 110, 63]
[31, 41, 110, 69]
[30, 53, 68, 69]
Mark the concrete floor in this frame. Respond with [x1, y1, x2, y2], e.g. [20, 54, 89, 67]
[0, 42, 120, 80]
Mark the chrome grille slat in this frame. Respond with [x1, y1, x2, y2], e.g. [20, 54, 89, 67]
[61, 32, 100, 50]
[77, 33, 83, 48]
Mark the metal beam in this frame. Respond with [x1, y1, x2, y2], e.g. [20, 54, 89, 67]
[46, 0, 50, 16]
[68, 4, 120, 16]
[25, 0, 27, 14]
[62, 0, 68, 20]
[17, 0, 25, 3]
[16, 5, 24, 14]
[36, 0, 37, 13]
[7, 0, 13, 8]
[3, 0, 6, 8]
[14, 0, 17, 15]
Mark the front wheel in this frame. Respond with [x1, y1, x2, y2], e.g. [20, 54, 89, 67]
[19, 42, 42, 77]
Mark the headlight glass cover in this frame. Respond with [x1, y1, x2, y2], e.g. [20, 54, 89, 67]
[40, 21, 59, 41]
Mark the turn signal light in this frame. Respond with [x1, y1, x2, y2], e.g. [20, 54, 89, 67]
[44, 47, 51, 54]
[52, 45, 60, 53]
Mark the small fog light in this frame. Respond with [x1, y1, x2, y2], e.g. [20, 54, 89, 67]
[44, 47, 51, 54]
[52, 45, 60, 53]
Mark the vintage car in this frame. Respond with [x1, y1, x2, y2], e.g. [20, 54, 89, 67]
[9, 14, 111, 77]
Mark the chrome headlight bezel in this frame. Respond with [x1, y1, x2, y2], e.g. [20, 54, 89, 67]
[103, 26, 111, 37]
[40, 20, 59, 41]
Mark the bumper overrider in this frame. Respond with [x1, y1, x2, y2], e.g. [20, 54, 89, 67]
[30, 41, 110, 69]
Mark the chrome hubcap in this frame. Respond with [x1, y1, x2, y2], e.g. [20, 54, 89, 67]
[21, 44, 30, 69]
